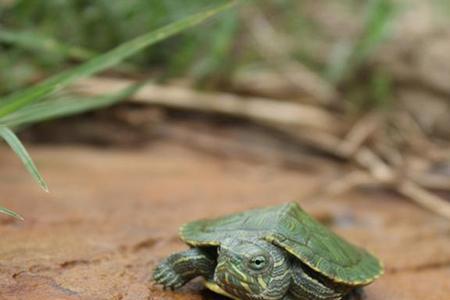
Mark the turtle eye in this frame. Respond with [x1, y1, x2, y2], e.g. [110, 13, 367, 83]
[249, 255, 267, 270]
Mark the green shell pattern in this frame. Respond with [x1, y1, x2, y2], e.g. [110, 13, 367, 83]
[180, 202, 383, 286]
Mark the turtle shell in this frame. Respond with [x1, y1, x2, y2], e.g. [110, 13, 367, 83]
[180, 202, 383, 286]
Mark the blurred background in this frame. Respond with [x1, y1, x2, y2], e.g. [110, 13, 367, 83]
[0, 0, 449, 299]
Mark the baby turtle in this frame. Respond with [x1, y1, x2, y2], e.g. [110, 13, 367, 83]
[153, 202, 383, 300]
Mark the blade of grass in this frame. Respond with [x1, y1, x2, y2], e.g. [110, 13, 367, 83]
[0, 206, 24, 220]
[326, 0, 396, 83]
[0, 82, 142, 127]
[354, 0, 396, 66]
[0, 29, 95, 61]
[0, 1, 235, 117]
[0, 127, 48, 192]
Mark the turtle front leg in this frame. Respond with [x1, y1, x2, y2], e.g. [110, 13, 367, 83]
[287, 260, 344, 300]
[153, 248, 215, 290]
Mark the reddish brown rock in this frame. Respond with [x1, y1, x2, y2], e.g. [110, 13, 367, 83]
[0, 143, 448, 299]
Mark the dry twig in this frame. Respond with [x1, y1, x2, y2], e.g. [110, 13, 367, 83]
[398, 181, 450, 219]
[74, 77, 343, 134]
[337, 114, 380, 157]
[75, 77, 450, 220]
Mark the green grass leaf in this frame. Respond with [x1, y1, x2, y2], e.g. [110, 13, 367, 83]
[0, 29, 95, 61]
[0, 1, 235, 219]
[326, 0, 397, 84]
[0, 206, 24, 220]
[1, 83, 142, 127]
[355, 0, 397, 65]
[0, 1, 235, 118]
[0, 127, 48, 192]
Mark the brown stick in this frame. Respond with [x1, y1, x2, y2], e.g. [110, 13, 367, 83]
[398, 181, 450, 220]
[410, 173, 450, 191]
[337, 114, 380, 157]
[75, 77, 450, 220]
[74, 77, 343, 134]
[355, 148, 450, 220]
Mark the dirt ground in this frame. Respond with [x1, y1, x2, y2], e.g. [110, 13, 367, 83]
[0, 141, 449, 300]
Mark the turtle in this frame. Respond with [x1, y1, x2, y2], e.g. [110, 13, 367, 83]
[153, 202, 383, 300]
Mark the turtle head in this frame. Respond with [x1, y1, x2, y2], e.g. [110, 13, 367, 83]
[214, 238, 290, 300]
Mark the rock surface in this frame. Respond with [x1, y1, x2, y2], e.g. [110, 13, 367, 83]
[0, 143, 449, 300]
